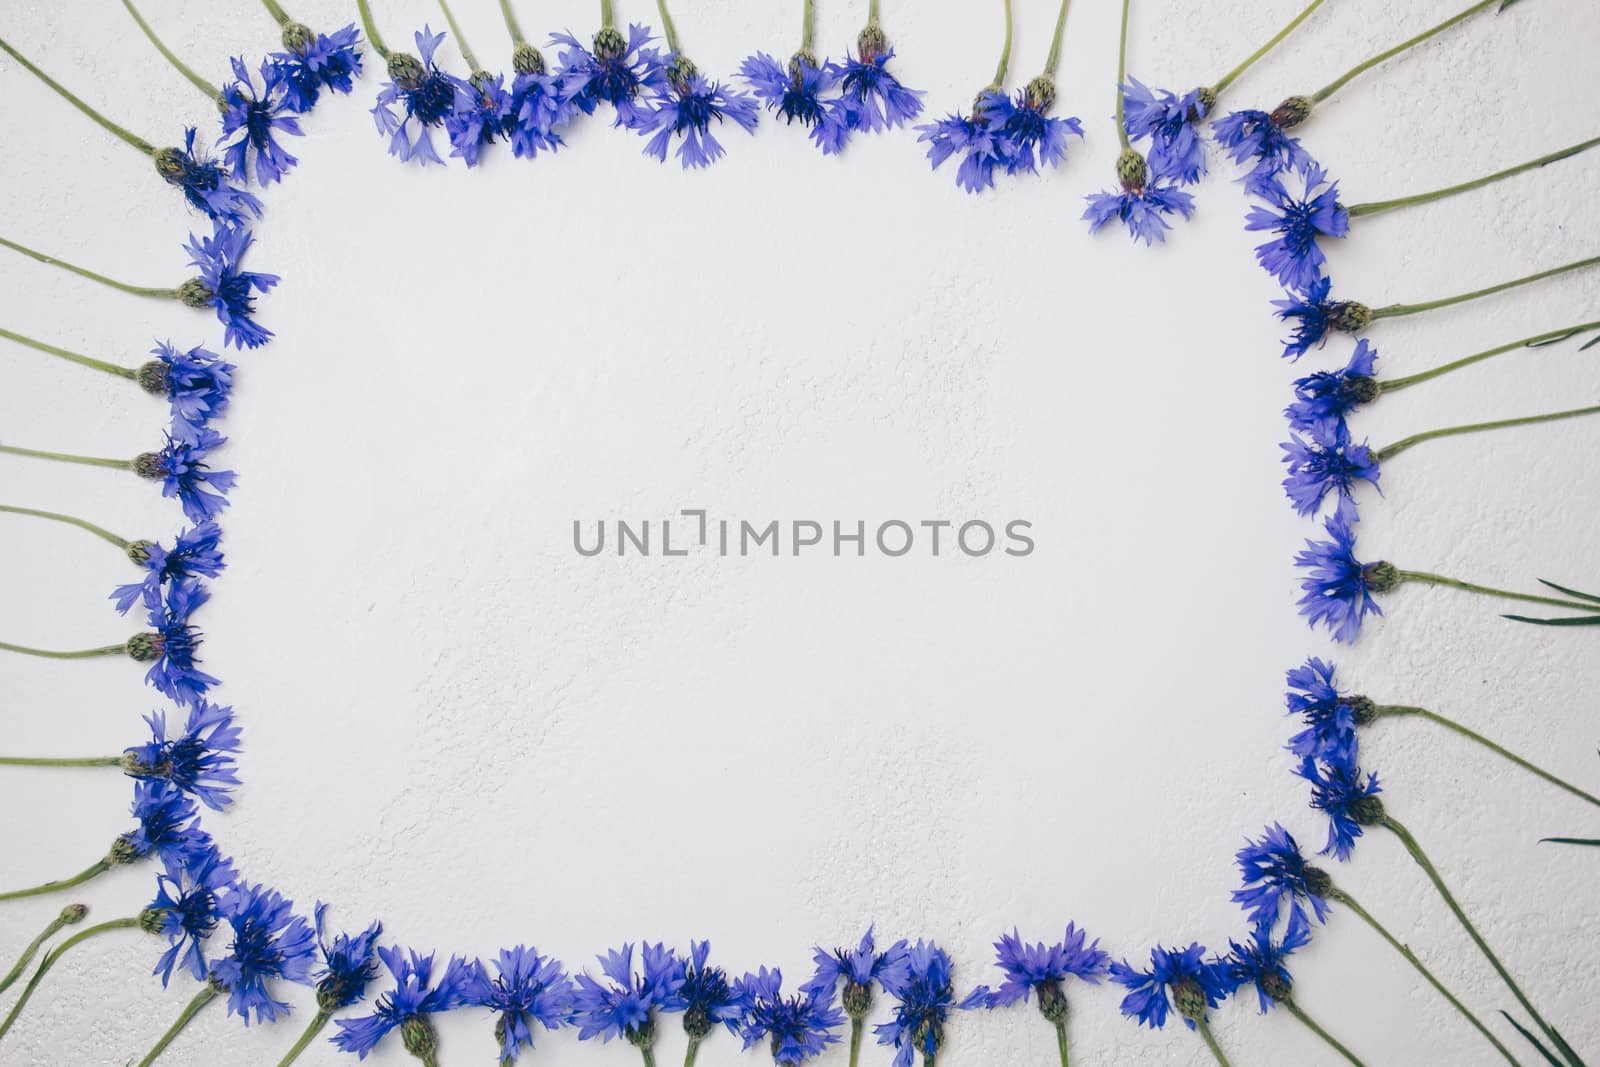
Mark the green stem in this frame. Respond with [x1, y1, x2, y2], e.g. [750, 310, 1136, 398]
[120, 0, 221, 102]
[990, 0, 1013, 89]
[1370, 256, 1600, 321]
[0, 756, 121, 768]
[1043, 0, 1072, 78]
[800, 0, 815, 53]
[274, 1009, 334, 1067]
[1349, 136, 1600, 218]
[1396, 570, 1600, 614]
[640, 1047, 658, 1067]
[0, 37, 155, 155]
[1312, 0, 1499, 103]
[601, 0, 618, 31]
[498, 0, 526, 45]
[1382, 817, 1576, 1066]
[0, 860, 112, 903]
[1284, 999, 1367, 1067]
[1376, 404, 1600, 461]
[849, 1018, 863, 1067]
[0, 325, 139, 379]
[0, 642, 129, 661]
[656, 0, 681, 53]
[0, 235, 178, 299]
[1054, 1021, 1070, 1067]
[355, 0, 390, 57]
[1211, 0, 1328, 94]
[0, 504, 134, 551]
[135, 983, 220, 1067]
[260, 0, 294, 25]
[1373, 706, 1600, 809]
[1195, 1020, 1233, 1067]
[435, 0, 480, 71]
[1328, 889, 1520, 1066]
[0, 443, 132, 470]
[0, 909, 79, 996]
[683, 1035, 701, 1067]
[1379, 321, 1600, 392]
[869, 0, 880, 21]
[1114, 0, 1131, 148]
[0, 918, 137, 1043]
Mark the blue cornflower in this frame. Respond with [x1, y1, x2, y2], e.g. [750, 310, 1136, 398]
[737, 967, 845, 1065]
[219, 57, 303, 185]
[553, 23, 668, 128]
[821, 31, 922, 152]
[155, 128, 263, 225]
[572, 942, 684, 1045]
[118, 780, 209, 868]
[135, 578, 220, 705]
[209, 883, 317, 1025]
[1294, 510, 1388, 643]
[507, 49, 578, 158]
[1297, 756, 1384, 861]
[978, 924, 1107, 1018]
[180, 223, 278, 350]
[1281, 424, 1379, 517]
[446, 72, 514, 167]
[139, 341, 235, 445]
[1225, 912, 1312, 1013]
[1213, 107, 1313, 194]
[1286, 340, 1380, 438]
[112, 520, 225, 615]
[311, 904, 383, 1011]
[1247, 163, 1348, 293]
[986, 79, 1082, 175]
[139, 428, 235, 524]
[641, 62, 759, 168]
[740, 51, 839, 130]
[121, 700, 241, 811]
[1121, 77, 1209, 185]
[875, 940, 981, 1067]
[1233, 823, 1333, 929]
[1109, 944, 1235, 1030]
[802, 926, 909, 1018]
[667, 940, 743, 1041]
[334, 946, 475, 1058]
[372, 27, 458, 166]
[1284, 658, 1362, 765]
[145, 844, 235, 986]
[916, 96, 1013, 194]
[461, 946, 573, 1062]
[267, 23, 364, 113]
[1084, 149, 1196, 245]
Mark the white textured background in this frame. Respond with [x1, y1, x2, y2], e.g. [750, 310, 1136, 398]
[1, 0, 1597, 1064]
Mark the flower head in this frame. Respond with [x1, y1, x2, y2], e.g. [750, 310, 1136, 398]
[1233, 822, 1333, 929]
[1284, 658, 1365, 765]
[1226, 911, 1312, 1013]
[117, 780, 209, 868]
[572, 942, 684, 1044]
[1109, 943, 1235, 1030]
[139, 341, 235, 445]
[822, 34, 922, 151]
[180, 223, 279, 350]
[1213, 108, 1312, 194]
[137, 429, 236, 525]
[113, 521, 225, 615]
[668, 940, 743, 1039]
[1121, 78, 1209, 184]
[145, 844, 235, 986]
[802, 927, 909, 1018]
[507, 51, 579, 157]
[641, 61, 759, 168]
[1084, 148, 1195, 245]
[461, 946, 574, 1061]
[554, 23, 668, 128]
[737, 967, 845, 1065]
[1297, 756, 1384, 861]
[219, 57, 303, 185]
[1280, 424, 1379, 517]
[986, 79, 1082, 174]
[132, 578, 220, 705]
[154, 129, 262, 224]
[1294, 510, 1388, 643]
[875, 940, 980, 1067]
[121, 700, 241, 811]
[267, 23, 364, 113]
[445, 72, 514, 166]
[1246, 164, 1348, 293]
[333, 946, 476, 1058]
[916, 95, 1013, 194]
[312, 905, 383, 1011]
[208, 882, 317, 1024]
[372, 27, 458, 166]
[1286, 340, 1379, 438]
[740, 51, 838, 129]
[979, 924, 1107, 1019]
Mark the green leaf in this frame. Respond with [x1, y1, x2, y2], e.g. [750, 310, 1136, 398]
[1527, 329, 1586, 348]
[1538, 579, 1600, 604]
[1503, 613, 1600, 626]
[1582, 333, 1600, 351]
[1502, 1012, 1564, 1067]
[1539, 837, 1600, 846]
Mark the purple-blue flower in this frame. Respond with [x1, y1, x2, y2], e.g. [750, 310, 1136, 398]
[112, 520, 225, 615]
[554, 23, 668, 128]
[1297, 756, 1384, 861]
[140, 341, 235, 445]
[1284, 658, 1361, 765]
[737, 967, 845, 1065]
[181, 223, 278, 350]
[572, 942, 683, 1043]
[312, 904, 383, 1010]
[445, 72, 514, 166]
[821, 37, 922, 153]
[333, 946, 475, 1057]
[1246, 163, 1348, 293]
[1109, 943, 1235, 1030]
[1286, 340, 1380, 438]
[155, 128, 262, 225]
[219, 57, 303, 185]
[1084, 149, 1195, 245]
[977, 924, 1107, 1014]
[507, 52, 578, 157]
[916, 97, 1012, 194]
[1294, 510, 1386, 643]
[372, 27, 458, 166]
[146, 844, 235, 986]
[121, 699, 240, 811]
[209, 882, 317, 1025]
[119, 780, 209, 868]
[267, 23, 364, 113]
[1281, 424, 1379, 516]
[667, 940, 743, 1040]
[1225, 911, 1312, 1013]
[986, 81, 1082, 175]
[802, 926, 909, 1014]
[141, 429, 235, 524]
[1121, 77, 1209, 185]
[1233, 822, 1333, 929]
[641, 62, 759, 168]
[875, 940, 982, 1067]
[740, 51, 838, 130]
[1213, 108, 1313, 194]
[137, 577, 220, 705]
[461, 946, 574, 1061]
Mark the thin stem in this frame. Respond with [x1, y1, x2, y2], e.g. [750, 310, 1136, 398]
[1284, 1000, 1367, 1067]
[0, 642, 129, 661]
[0, 756, 120, 768]
[1376, 404, 1600, 461]
[990, 0, 1013, 89]
[135, 983, 219, 1067]
[1043, 0, 1072, 78]
[1329, 889, 1519, 1066]
[1114, 0, 1131, 148]
[1312, 0, 1499, 103]
[683, 1035, 701, 1067]
[120, 0, 221, 102]
[435, 0, 480, 71]
[1397, 570, 1600, 614]
[640, 1047, 658, 1067]
[1382, 817, 1575, 1066]
[498, 0, 526, 45]
[1212, 0, 1328, 94]
[0, 443, 132, 470]
[656, 0, 681, 54]
[0, 504, 134, 551]
[0, 235, 178, 299]
[355, 0, 390, 57]
[0, 37, 155, 155]
[274, 1009, 333, 1067]
[870, 0, 880, 21]
[1370, 256, 1600, 320]
[0, 918, 137, 1043]
[0, 909, 78, 996]
[1379, 321, 1600, 392]
[849, 1018, 863, 1067]
[1054, 1021, 1070, 1067]
[601, 0, 618, 31]
[1349, 136, 1600, 218]
[0, 860, 112, 903]
[0, 326, 138, 379]
[1374, 706, 1600, 809]
[800, 0, 816, 53]
[1195, 1020, 1233, 1067]
[260, 0, 294, 26]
